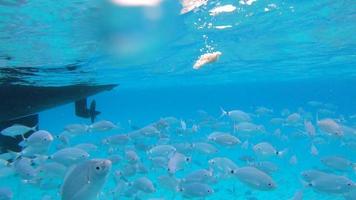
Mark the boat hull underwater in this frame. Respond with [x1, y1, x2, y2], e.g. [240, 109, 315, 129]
[0, 84, 117, 152]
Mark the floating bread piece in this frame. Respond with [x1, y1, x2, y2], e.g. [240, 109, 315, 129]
[193, 51, 222, 70]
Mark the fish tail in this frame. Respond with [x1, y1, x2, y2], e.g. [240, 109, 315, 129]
[20, 133, 27, 142]
[220, 107, 228, 118]
[7, 150, 21, 160]
[301, 180, 313, 188]
[277, 149, 288, 157]
[30, 124, 38, 132]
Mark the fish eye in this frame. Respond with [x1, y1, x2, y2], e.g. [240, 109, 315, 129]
[96, 166, 100, 170]
[268, 183, 272, 187]
[230, 170, 234, 174]
[207, 189, 211, 193]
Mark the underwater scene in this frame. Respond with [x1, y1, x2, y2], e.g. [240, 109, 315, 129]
[0, 0, 355, 200]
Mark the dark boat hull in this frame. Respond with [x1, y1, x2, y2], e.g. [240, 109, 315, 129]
[0, 84, 117, 122]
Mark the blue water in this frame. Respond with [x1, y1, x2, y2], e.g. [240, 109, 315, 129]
[1, 0, 356, 200]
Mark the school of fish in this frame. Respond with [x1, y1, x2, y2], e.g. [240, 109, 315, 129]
[0, 100, 355, 200]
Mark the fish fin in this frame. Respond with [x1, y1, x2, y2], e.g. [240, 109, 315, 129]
[18, 139, 27, 147]
[30, 124, 38, 132]
[220, 107, 228, 118]
[6, 150, 21, 160]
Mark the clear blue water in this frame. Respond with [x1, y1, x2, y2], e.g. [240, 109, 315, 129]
[0, 0, 356, 200]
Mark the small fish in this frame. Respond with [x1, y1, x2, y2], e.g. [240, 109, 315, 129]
[320, 155, 353, 171]
[249, 161, 278, 174]
[132, 177, 156, 193]
[125, 150, 140, 164]
[1, 124, 37, 137]
[119, 164, 137, 178]
[37, 162, 67, 179]
[220, 108, 251, 122]
[253, 142, 286, 157]
[301, 170, 328, 183]
[173, 142, 194, 154]
[89, 120, 117, 132]
[13, 157, 37, 180]
[286, 113, 302, 125]
[20, 130, 54, 147]
[64, 124, 89, 135]
[307, 173, 354, 194]
[304, 120, 316, 137]
[168, 152, 191, 174]
[310, 144, 319, 156]
[234, 122, 264, 133]
[208, 132, 241, 146]
[158, 175, 180, 191]
[193, 142, 218, 154]
[179, 182, 214, 198]
[208, 157, 238, 175]
[234, 166, 277, 191]
[137, 125, 160, 137]
[183, 169, 215, 183]
[255, 107, 273, 116]
[49, 147, 89, 166]
[102, 134, 130, 145]
[61, 159, 111, 200]
[317, 118, 343, 136]
[147, 145, 176, 158]
[149, 156, 169, 169]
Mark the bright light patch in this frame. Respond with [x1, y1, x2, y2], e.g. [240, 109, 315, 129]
[180, 0, 208, 15]
[209, 5, 236, 16]
[239, 0, 257, 6]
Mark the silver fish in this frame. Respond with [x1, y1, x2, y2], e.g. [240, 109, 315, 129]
[61, 159, 111, 200]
